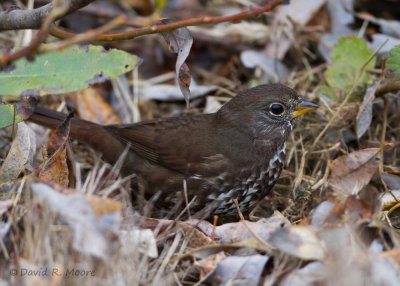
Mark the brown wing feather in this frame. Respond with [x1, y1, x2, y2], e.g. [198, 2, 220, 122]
[105, 114, 229, 176]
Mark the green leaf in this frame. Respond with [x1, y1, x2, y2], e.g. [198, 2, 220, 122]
[386, 45, 400, 79]
[0, 45, 137, 97]
[325, 36, 375, 93]
[0, 104, 22, 128]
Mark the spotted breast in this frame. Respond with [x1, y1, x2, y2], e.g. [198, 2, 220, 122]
[205, 143, 286, 215]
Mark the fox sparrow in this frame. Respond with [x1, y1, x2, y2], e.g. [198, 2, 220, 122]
[29, 84, 318, 218]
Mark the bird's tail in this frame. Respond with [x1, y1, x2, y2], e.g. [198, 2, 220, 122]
[28, 105, 69, 130]
[28, 106, 134, 169]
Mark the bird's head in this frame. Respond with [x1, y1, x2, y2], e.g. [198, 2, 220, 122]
[217, 84, 318, 145]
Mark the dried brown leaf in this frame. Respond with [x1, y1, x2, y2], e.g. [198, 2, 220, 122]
[32, 183, 113, 260]
[329, 148, 382, 195]
[37, 148, 69, 187]
[280, 262, 323, 286]
[0, 122, 36, 182]
[206, 211, 290, 243]
[120, 216, 213, 248]
[313, 196, 373, 227]
[160, 18, 193, 105]
[382, 250, 400, 266]
[208, 254, 269, 286]
[356, 81, 380, 138]
[382, 173, 400, 190]
[267, 0, 327, 59]
[179, 238, 271, 261]
[36, 115, 71, 186]
[240, 50, 289, 81]
[86, 194, 122, 217]
[381, 190, 400, 211]
[119, 229, 158, 258]
[311, 201, 336, 227]
[178, 63, 191, 107]
[176, 221, 214, 248]
[268, 225, 325, 260]
[46, 113, 70, 156]
[196, 252, 226, 279]
[71, 87, 121, 124]
[139, 83, 216, 102]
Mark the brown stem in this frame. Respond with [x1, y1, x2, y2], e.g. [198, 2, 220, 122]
[49, 0, 282, 41]
[379, 96, 388, 180]
[0, 0, 69, 66]
[0, 0, 95, 31]
[375, 80, 400, 97]
[42, 16, 127, 52]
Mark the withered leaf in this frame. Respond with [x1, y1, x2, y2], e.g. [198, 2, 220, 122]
[382, 172, 400, 190]
[268, 225, 325, 260]
[382, 250, 400, 266]
[178, 63, 191, 107]
[208, 254, 269, 286]
[311, 201, 336, 228]
[32, 183, 113, 260]
[139, 83, 216, 102]
[46, 113, 71, 156]
[356, 80, 380, 139]
[280, 262, 323, 286]
[36, 115, 71, 186]
[69, 87, 121, 125]
[160, 18, 193, 106]
[329, 148, 383, 195]
[120, 216, 213, 249]
[119, 229, 158, 258]
[37, 149, 69, 187]
[85, 194, 122, 217]
[196, 252, 226, 279]
[194, 211, 290, 243]
[0, 122, 36, 182]
[180, 238, 271, 261]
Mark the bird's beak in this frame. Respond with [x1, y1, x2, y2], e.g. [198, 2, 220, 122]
[293, 99, 319, 117]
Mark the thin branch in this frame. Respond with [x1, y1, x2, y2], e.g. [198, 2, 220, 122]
[49, 0, 282, 41]
[0, 0, 95, 31]
[0, 0, 283, 66]
[379, 96, 389, 191]
[42, 16, 127, 52]
[0, 0, 69, 66]
[375, 80, 400, 97]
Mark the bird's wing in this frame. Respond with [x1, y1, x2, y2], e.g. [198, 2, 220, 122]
[105, 115, 229, 176]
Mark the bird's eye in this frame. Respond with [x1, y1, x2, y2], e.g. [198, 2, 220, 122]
[269, 103, 285, 116]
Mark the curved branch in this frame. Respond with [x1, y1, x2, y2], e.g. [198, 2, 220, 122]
[49, 0, 282, 41]
[0, 0, 95, 31]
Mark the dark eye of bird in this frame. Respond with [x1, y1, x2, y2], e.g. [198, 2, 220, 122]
[270, 103, 285, 116]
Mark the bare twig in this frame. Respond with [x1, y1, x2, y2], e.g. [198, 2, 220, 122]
[293, 149, 307, 191]
[48, 0, 282, 41]
[0, 0, 69, 66]
[232, 198, 245, 220]
[41, 16, 127, 52]
[379, 96, 390, 194]
[375, 80, 400, 97]
[1, 0, 282, 66]
[0, 0, 95, 31]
